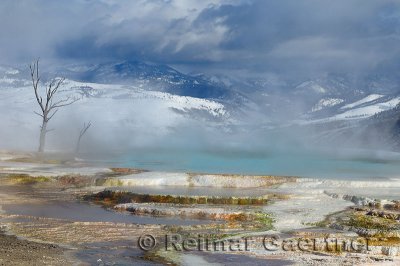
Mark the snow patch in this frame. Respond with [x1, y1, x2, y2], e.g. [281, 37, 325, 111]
[341, 94, 384, 110]
[296, 81, 327, 94]
[311, 98, 344, 112]
[63, 79, 228, 117]
[5, 69, 19, 75]
[333, 97, 400, 120]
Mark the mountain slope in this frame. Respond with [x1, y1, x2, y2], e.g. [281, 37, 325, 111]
[53, 61, 246, 101]
[0, 69, 233, 151]
[2, 61, 400, 151]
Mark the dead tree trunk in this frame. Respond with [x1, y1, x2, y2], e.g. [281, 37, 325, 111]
[75, 121, 92, 154]
[39, 120, 48, 153]
[30, 59, 77, 153]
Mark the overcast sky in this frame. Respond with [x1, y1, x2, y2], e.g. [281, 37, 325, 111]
[1, 0, 400, 77]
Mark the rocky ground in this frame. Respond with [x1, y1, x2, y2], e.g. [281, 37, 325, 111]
[0, 231, 74, 266]
[0, 150, 400, 265]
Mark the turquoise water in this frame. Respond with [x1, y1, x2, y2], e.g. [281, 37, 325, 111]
[103, 148, 400, 180]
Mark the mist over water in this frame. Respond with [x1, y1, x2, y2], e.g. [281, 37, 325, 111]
[76, 127, 400, 180]
[69, 113, 400, 180]
[1, 80, 399, 181]
[102, 148, 398, 180]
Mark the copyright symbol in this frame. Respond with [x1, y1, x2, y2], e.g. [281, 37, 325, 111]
[138, 234, 157, 251]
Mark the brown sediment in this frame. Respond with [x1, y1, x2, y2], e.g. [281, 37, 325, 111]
[367, 237, 400, 247]
[110, 167, 147, 174]
[143, 249, 179, 266]
[93, 168, 148, 186]
[5, 218, 164, 245]
[384, 200, 400, 211]
[1, 173, 95, 190]
[187, 172, 296, 179]
[57, 174, 94, 188]
[315, 206, 400, 240]
[346, 213, 399, 233]
[84, 190, 275, 206]
[3, 174, 53, 185]
[114, 203, 274, 229]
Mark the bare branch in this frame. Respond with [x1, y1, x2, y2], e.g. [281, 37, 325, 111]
[76, 121, 92, 153]
[33, 111, 44, 118]
[47, 109, 59, 121]
[29, 59, 44, 112]
[79, 121, 92, 138]
[49, 96, 78, 111]
[45, 77, 66, 111]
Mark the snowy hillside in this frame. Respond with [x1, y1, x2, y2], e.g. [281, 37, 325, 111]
[305, 94, 400, 122]
[63, 79, 228, 118]
[340, 94, 384, 110]
[0, 72, 232, 151]
[198, 73, 400, 124]
[2, 61, 400, 151]
[311, 98, 344, 112]
[331, 96, 400, 120]
[52, 61, 245, 101]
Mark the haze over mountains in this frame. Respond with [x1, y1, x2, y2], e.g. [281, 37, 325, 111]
[1, 60, 400, 152]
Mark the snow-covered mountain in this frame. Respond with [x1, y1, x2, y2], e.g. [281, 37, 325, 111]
[63, 79, 229, 119]
[52, 61, 247, 102]
[3, 62, 400, 124]
[313, 94, 400, 121]
[2, 61, 400, 151]
[0, 64, 235, 151]
[198, 72, 400, 125]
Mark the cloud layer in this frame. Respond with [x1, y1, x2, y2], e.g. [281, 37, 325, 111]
[1, 0, 400, 77]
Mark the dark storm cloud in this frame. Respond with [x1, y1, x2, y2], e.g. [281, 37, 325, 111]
[195, 0, 400, 75]
[1, 0, 400, 76]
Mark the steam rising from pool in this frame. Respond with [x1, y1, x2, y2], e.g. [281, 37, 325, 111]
[1, 83, 400, 180]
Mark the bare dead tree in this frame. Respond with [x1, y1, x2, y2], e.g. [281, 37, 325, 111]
[30, 59, 77, 153]
[75, 121, 92, 154]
